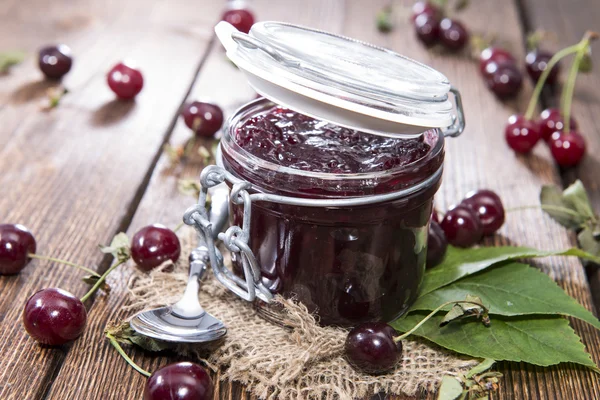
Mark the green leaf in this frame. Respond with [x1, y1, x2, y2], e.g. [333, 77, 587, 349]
[465, 358, 495, 378]
[420, 246, 600, 297]
[106, 321, 174, 352]
[540, 185, 586, 229]
[99, 232, 131, 263]
[437, 376, 464, 400]
[563, 180, 595, 220]
[578, 228, 600, 259]
[0, 51, 25, 73]
[412, 263, 600, 330]
[376, 7, 393, 33]
[391, 314, 599, 371]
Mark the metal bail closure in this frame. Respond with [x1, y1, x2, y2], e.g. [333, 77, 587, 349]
[442, 87, 465, 138]
[183, 165, 273, 303]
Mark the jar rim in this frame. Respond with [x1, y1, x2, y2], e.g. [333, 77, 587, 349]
[220, 98, 444, 182]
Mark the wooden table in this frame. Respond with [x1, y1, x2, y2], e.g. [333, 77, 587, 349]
[1, 0, 599, 398]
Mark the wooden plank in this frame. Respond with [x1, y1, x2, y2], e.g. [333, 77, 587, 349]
[0, 0, 215, 398]
[521, 0, 600, 315]
[44, 2, 347, 399]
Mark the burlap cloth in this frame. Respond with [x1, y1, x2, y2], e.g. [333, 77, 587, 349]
[123, 229, 477, 400]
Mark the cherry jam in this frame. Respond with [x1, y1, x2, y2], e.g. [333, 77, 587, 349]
[220, 99, 444, 326]
[234, 106, 431, 174]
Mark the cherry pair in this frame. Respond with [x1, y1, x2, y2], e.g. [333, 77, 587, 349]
[412, 2, 468, 51]
[437, 189, 505, 249]
[505, 110, 585, 167]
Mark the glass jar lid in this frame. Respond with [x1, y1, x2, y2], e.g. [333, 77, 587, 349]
[215, 21, 464, 138]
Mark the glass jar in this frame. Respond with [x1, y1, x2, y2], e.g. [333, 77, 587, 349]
[219, 98, 444, 326]
[184, 21, 465, 328]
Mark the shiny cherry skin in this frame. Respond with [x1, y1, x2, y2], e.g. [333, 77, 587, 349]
[144, 362, 213, 400]
[549, 131, 586, 167]
[462, 190, 505, 235]
[538, 108, 578, 141]
[414, 14, 440, 46]
[427, 221, 448, 268]
[23, 288, 87, 345]
[411, 1, 441, 22]
[438, 19, 469, 51]
[222, 8, 255, 34]
[38, 45, 73, 80]
[131, 224, 180, 272]
[0, 224, 36, 275]
[107, 62, 144, 100]
[440, 204, 483, 248]
[345, 322, 402, 374]
[484, 61, 523, 98]
[479, 47, 515, 74]
[505, 114, 540, 153]
[181, 101, 224, 138]
[525, 49, 559, 85]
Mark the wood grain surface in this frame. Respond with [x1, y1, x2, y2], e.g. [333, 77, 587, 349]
[1, 0, 600, 399]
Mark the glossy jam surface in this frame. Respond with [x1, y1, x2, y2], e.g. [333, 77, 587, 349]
[234, 106, 431, 174]
[222, 99, 444, 326]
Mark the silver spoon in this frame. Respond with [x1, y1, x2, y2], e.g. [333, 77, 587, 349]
[130, 184, 229, 343]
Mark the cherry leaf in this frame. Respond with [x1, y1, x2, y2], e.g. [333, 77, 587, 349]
[412, 262, 600, 330]
[392, 314, 599, 371]
[106, 321, 173, 352]
[420, 245, 600, 297]
[437, 376, 464, 400]
[540, 184, 587, 229]
[99, 232, 131, 263]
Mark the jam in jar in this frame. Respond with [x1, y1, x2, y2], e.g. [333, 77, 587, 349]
[218, 99, 445, 326]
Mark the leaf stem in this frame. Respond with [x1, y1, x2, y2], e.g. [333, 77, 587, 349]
[524, 45, 579, 120]
[28, 253, 101, 277]
[80, 260, 125, 302]
[106, 333, 151, 377]
[395, 300, 489, 342]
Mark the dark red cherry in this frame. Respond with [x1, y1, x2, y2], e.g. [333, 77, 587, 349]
[144, 362, 213, 400]
[414, 14, 440, 46]
[131, 224, 181, 272]
[427, 221, 448, 268]
[411, 1, 441, 22]
[107, 62, 144, 100]
[440, 205, 483, 248]
[222, 8, 255, 34]
[345, 322, 402, 374]
[462, 190, 505, 235]
[505, 114, 540, 153]
[438, 19, 469, 51]
[23, 288, 87, 345]
[181, 101, 224, 138]
[38, 45, 73, 80]
[484, 61, 523, 98]
[549, 131, 586, 167]
[479, 47, 515, 74]
[0, 224, 36, 275]
[525, 49, 559, 85]
[538, 108, 578, 141]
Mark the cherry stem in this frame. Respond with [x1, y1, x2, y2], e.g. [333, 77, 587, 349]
[561, 32, 598, 133]
[27, 253, 101, 277]
[80, 259, 125, 302]
[106, 333, 151, 377]
[524, 44, 580, 120]
[394, 300, 489, 342]
[173, 221, 185, 233]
